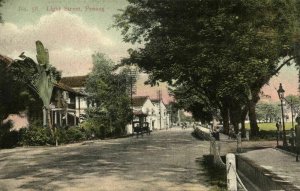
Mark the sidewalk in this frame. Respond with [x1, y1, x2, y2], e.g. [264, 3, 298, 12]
[240, 148, 300, 190]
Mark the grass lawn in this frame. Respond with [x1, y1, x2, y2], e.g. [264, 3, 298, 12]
[245, 122, 294, 131]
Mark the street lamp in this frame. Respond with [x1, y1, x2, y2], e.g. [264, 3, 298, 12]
[277, 83, 288, 147]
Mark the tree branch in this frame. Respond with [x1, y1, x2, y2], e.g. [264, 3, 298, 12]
[272, 56, 295, 75]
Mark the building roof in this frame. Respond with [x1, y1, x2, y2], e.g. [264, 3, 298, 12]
[132, 96, 150, 107]
[150, 98, 165, 106]
[54, 82, 86, 96]
[60, 75, 88, 88]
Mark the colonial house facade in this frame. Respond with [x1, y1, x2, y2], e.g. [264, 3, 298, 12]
[49, 82, 86, 127]
[0, 54, 86, 128]
[59, 76, 88, 120]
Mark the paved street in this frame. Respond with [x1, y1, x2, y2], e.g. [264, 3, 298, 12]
[0, 128, 212, 191]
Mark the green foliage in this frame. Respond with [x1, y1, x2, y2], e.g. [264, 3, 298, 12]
[85, 53, 132, 137]
[285, 94, 300, 114]
[80, 119, 107, 139]
[63, 127, 86, 143]
[114, 0, 300, 136]
[20, 121, 53, 146]
[0, 59, 38, 121]
[9, 41, 61, 136]
[11, 41, 60, 108]
[255, 102, 281, 122]
[172, 86, 214, 123]
[19, 125, 86, 146]
[1, 116, 131, 148]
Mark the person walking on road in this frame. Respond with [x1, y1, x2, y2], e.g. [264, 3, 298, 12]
[276, 121, 282, 139]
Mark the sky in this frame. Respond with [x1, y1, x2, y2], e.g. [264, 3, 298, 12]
[0, 0, 299, 104]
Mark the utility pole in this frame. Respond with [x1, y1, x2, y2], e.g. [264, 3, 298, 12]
[128, 68, 137, 130]
[169, 103, 172, 128]
[157, 90, 162, 130]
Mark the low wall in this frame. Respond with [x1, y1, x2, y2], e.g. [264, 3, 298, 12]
[236, 155, 299, 191]
[193, 127, 212, 140]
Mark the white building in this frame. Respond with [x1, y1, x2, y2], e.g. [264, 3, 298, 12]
[126, 96, 172, 134]
[126, 96, 156, 133]
[150, 98, 170, 130]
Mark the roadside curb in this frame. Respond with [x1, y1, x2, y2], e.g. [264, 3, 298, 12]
[275, 147, 297, 157]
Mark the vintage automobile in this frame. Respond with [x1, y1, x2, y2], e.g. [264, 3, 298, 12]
[132, 121, 151, 136]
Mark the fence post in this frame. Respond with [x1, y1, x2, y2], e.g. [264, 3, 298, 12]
[226, 153, 237, 191]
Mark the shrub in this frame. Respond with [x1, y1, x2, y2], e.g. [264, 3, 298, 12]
[259, 130, 277, 140]
[80, 119, 107, 139]
[21, 125, 53, 146]
[64, 126, 86, 143]
[80, 120, 97, 140]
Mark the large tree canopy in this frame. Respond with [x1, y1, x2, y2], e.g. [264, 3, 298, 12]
[114, 0, 300, 136]
[8, 41, 61, 144]
[0, 56, 35, 123]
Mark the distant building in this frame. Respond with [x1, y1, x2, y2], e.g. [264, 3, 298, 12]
[150, 98, 170, 130]
[128, 96, 156, 133]
[125, 96, 171, 134]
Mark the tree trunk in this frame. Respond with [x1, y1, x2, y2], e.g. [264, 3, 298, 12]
[229, 103, 241, 134]
[248, 100, 259, 136]
[46, 107, 57, 145]
[240, 106, 248, 138]
[220, 106, 229, 134]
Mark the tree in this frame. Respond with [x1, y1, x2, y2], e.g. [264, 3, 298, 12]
[255, 103, 280, 123]
[85, 53, 132, 137]
[9, 41, 61, 144]
[284, 95, 300, 118]
[171, 85, 214, 124]
[0, 56, 36, 124]
[114, 0, 300, 136]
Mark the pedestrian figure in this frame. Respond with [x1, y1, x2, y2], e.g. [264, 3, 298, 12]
[276, 121, 282, 139]
[276, 121, 280, 131]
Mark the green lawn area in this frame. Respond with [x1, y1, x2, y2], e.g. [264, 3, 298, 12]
[245, 122, 294, 131]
